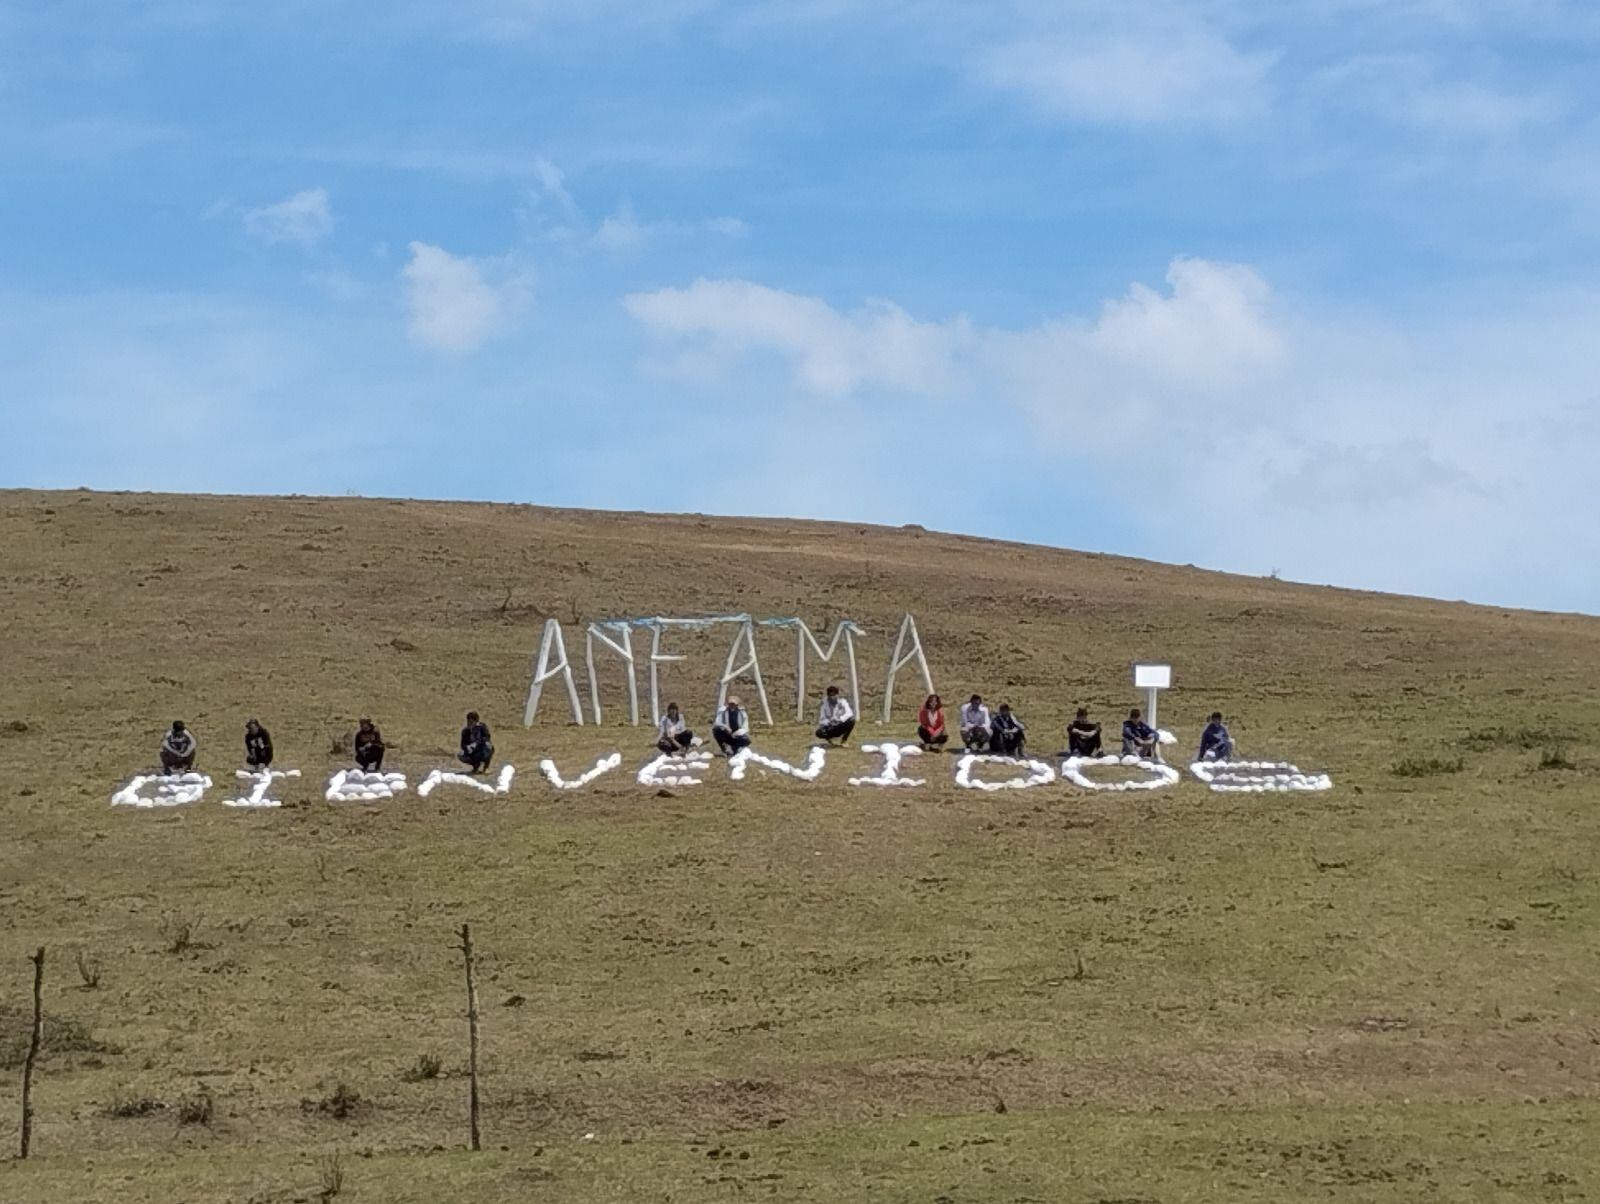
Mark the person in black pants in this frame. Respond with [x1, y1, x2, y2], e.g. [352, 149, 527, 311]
[459, 711, 494, 773]
[814, 685, 856, 745]
[989, 703, 1027, 757]
[354, 717, 386, 771]
[244, 719, 274, 768]
[160, 721, 197, 773]
[1065, 708, 1102, 757]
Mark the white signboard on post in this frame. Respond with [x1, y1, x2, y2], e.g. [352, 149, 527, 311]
[1134, 663, 1172, 734]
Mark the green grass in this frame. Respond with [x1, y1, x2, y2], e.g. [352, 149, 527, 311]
[1, 489, 1598, 1201]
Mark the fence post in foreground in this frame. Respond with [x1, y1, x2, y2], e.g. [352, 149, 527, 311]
[456, 925, 481, 1151]
[19, 946, 45, 1159]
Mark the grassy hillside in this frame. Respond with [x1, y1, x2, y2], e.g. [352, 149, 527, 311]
[1, 488, 1597, 1203]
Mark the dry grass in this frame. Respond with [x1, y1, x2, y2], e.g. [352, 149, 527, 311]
[1, 488, 1598, 1201]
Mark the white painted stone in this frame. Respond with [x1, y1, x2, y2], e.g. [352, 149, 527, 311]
[848, 743, 926, 788]
[540, 752, 623, 790]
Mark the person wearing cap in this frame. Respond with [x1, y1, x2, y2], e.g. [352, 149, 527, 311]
[1121, 708, 1158, 758]
[459, 711, 494, 773]
[354, 717, 386, 771]
[1066, 708, 1103, 757]
[989, 703, 1027, 756]
[1197, 712, 1234, 762]
[160, 720, 197, 773]
[244, 718, 274, 769]
[711, 696, 752, 756]
[815, 685, 856, 745]
[959, 695, 991, 750]
[656, 702, 695, 754]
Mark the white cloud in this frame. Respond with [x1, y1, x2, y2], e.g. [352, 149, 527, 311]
[624, 260, 1600, 608]
[593, 203, 649, 252]
[1307, 54, 1563, 140]
[625, 277, 972, 396]
[243, 188, 334, 246]
[593, 203, 752, 252]
[400, 242, 519, 353]
[626, 257, 1280, 405]
[974, 16, 1275, 127]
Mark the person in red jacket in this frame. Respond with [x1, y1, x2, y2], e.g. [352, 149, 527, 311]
[916, 694, 948, 750]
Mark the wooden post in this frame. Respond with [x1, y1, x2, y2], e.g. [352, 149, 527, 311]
[19, 946, 44, 1159]
[456, 925, 481, 1151]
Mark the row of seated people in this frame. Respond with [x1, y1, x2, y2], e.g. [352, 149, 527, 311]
[655, 687, 859, 757]
[656, 690, 1235, 763]
[155, 713, 499, 775]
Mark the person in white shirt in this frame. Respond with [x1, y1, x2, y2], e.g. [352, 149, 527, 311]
[815, 685, 856, 745]
[656, 702, 695, 754]
[959, 695, 991, 750]
[711, 695, 752, 756]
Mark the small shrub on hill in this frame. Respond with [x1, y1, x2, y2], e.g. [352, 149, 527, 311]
[103, 1092, 165, 1118]
[1, 1006, 118, 1068]
[176, 1086, 214, 1127]
[1458, 726, 1573, 752]
[319, 1151, 345, 1201]
[303, 1080, 364, 1120]
[1538, 746, 1577, 771]
[401, 1053, 442, 1082]
[1390, 756, 1464, 778]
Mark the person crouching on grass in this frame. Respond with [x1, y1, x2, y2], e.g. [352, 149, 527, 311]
[712, 695, 752, 756]
[917, 694, 948, 750]
[1121, 709, 1158, 758]
[459, 711, 494, 773]
[244, 718, 273, 768]
[815, 685, 856, 745]
[990, 703, 1026, 757]
[959, 695, 991, 750]
[354, 717, 386, 771]
[1197, 712, 1234, 762]
[160, 720, 197, 773]
[1066, 708, 1102, 757]
[656, 702, 695, 754]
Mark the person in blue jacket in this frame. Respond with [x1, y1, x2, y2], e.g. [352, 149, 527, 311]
[1197, 712, 1234, 762]
[1121, 709, 1157, 758]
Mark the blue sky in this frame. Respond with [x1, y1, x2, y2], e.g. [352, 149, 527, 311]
[3, 1, 1599, 612]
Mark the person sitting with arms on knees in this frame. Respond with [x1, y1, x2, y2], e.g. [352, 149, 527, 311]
[1198, 711, 1234, 762]
[244, 718, 273, 769]
[917, 694, 948, 750]
[959, 694, 992, 750]
[160, 720, 197, 773]
[711, 695, 752, 757]
[1121, 708, 1158, 758]
[459, 711, 494, 773]
[354, 717, 386, 772]
[1066, 707, 1103, 757]
[656, 702, 695, 754]
[815, 685, 856, 746]
[990, 702, 1027, 756]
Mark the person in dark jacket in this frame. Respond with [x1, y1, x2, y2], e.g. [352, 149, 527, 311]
[459, 711, 494, 773]
[160, 721, 196, 773]
[1066, 708, 1103, 756]
[1197, 712, 1234, 762]
[989, 703, 1027, 756]
[354, 718, 386, 771]
[1121, 709, 1158, 758]
[244, 718, 273, 769]
[711, 696, 752, 756]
